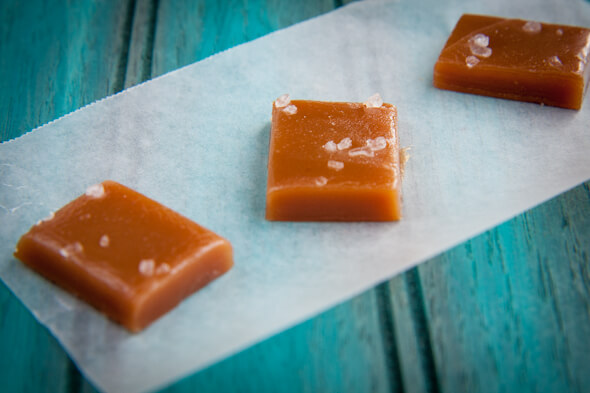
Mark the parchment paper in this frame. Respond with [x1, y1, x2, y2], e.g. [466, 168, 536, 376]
[1, 0, 589, 392]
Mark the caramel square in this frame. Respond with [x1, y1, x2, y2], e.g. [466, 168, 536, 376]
[15, 180, 233, 332]
[265, 94, 402, 221]
[433, 14, 590, 109]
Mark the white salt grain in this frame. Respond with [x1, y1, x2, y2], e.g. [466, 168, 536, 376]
[327, 160, 344, 171]
[156, 263, 171, 275]
[556, 28, 563, 36]
[548, 55, 563, 67]
[139, 259, 156, 276]
[315, 176, 328, 186]
[363, 93, 383, 108]
[85, 183, 105, 198]
[468, 34, 492, 58]
[469, 33, 489, 48]
[99, 234, 110, 248]
[283, 104, 298, 115]
[274, 94, 291, 108]
[523, 21, 542, 34]
[337, 137, 352, 150]
[60, 242, 84, 258]
[465, 55, 480, 68]
[323, 141, 337, 152]
[348, 146, 375, 157]
[366, 137, 387, 151]
[470, 45, 492, 58]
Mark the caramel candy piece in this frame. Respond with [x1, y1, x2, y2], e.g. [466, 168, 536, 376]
[14, 181, 233, 332]
[265, 94, 402, 221]
[433, 14, 590, 109]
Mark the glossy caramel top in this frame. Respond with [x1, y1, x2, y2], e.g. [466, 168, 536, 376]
[439, 14, 590, 76]
[267, 98, 400, 193]
[15, 180, 225, 297]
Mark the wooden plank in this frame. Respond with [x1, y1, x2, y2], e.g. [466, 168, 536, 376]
[151, 0, 344, 77]
[0, 0, 136, 142]
[411, 183, 590, 393]
[163, 290, 393, 393]
[0, 0, 134, 392]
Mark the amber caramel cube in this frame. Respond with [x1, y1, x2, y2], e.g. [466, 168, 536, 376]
[14, 181, 233, 332]
[265, 94, 402, 221]
[433, 14, 590, 109]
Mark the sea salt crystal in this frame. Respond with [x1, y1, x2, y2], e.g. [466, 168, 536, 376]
[556, 28, 563, 36]
[548, 55, 563, 67]
[468, 34, 491, 58]
[156, 263, 171, 275]
[323, 141, 337, 152]
[366, 137, 387, 151]
[348, 146, 375, 157]
[283, 104, 297, 115]
[315, 176, 328, 186]
[523, 21, 542, 34]
[465, 55, 480, 68]
[274, 94, 291, 108]
[363, 93, 383, 108]
[337, 137, 352, 150]
[327, 160, 344, 171]
[99, 234, 110, 248]
[139, 259, 156, 276]
[469, 33, 489, 47]
[60, 242, 84, 258]
[470, 44, 492, 58]
[85, 183, 105, 198]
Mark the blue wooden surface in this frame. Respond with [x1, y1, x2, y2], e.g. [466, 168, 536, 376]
[1, 1, 589, 392]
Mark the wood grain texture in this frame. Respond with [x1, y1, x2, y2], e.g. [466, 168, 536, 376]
[0, 1, 133, 392]
[0, 0, 135, 141]
[160, 290, 392, 393]
[412, 183, 590, 393]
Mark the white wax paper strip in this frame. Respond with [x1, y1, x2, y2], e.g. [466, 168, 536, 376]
[1, 0, 590, 392]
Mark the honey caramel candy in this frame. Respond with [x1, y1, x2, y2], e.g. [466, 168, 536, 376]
[433, 14, 590, 109]
[14, 180, 233, 332]
[265, 94, 402, 221]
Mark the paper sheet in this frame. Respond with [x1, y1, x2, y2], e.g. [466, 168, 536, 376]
[1, 0, 589, 391]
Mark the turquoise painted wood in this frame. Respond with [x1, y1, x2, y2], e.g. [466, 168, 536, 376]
[1, 1, 589, 392]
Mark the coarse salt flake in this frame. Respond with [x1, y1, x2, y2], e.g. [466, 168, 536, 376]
[366, 137, 387, 151]
[548, 55, 563, 67]
[337, 137, 352, 150]
[465, 55, 480, 68]
[327, 160, 344, 171]
[60, 242, 83, 258]
[470, 44, 492, 58]
[556, 28, 563, 36]
[523, 21, 542, 34]
[323, 141, 337, 152]
[85, 183, 105, 198]
[99, 234, 110, 248]
[315, 176, 328, 186]
[156, 263, 171, 275]
[274, 94, 291, 108]
[139, 259, 156, 276]
[348, 146, 375, 157]
[283, 104, 298, 115]
[469, 33, 489, 48]
[363, 93, 383, 108]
